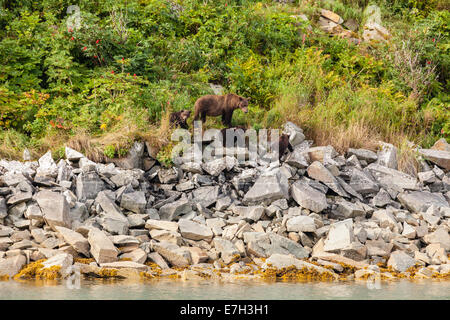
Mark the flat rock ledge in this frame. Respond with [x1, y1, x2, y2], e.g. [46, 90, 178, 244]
[0, 130, 449, 283]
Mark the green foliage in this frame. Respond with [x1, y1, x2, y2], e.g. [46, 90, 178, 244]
[104, 145, 116, 158]
[0, 0, 448, 159]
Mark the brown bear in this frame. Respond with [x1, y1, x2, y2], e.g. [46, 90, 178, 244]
[194, 93, 249, 127]
[220, 125, 248, 147]
[169, 110, 191, 129]
[277, 134, 293, 160]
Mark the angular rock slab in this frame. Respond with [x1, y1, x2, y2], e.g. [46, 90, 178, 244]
[387, 251, 415, 272]
[323, 219, 354, 252]
[398, 191, 449, 213]
[418, 149, 450, 171]
[76, 172, 105, 201]
[0, 255, 26, 278]
[159, 198, 191, 221]
[120, 191, 146, 214]
[366, 163, 419, 192]
[213, 237, 240, 264]
[35, 190, 71, 230]
[307, 161, 348, 197]
[87, 228, 118, 264]
[243, 172, 289, 205]
[263, 253, 336, 277]
[55, 226, 90, 257]
[291, 180, 327, 213]
[178, 219, 213, 242]
[152, 241, 191, 267]
[245, 232, 309, 259]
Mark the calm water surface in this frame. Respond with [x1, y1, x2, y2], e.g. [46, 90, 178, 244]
[0, 279, 449, 300]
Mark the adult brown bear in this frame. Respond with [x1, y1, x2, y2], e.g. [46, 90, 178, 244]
[169, 110, 191, 129]
[194, 94, 249, 127]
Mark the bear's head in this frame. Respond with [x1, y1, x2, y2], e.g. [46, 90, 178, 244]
[181, 110, 191, 120]
[238, 97, 249, 113]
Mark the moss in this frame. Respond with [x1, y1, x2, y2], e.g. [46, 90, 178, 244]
[74, 258, 95, 264]
[13, 259, 62, 280]
[119, 258, 132, 262]
[0, 274, 9, 281]
[96, 268, 119, 278]
[140, 271, 155, 279]
[13, 259, 46, 280]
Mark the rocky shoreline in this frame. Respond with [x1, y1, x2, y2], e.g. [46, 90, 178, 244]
[0, 122, 449, 284]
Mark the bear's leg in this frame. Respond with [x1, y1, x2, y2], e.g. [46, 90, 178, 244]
[224, 111, 233, 127]
[201, 112, 207, 123]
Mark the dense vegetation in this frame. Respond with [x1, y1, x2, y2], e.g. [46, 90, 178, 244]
[0, 0, 448, 168]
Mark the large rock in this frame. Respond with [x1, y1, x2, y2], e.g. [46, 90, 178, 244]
[41, 253, 73, 277]
[192, 186, 220, 207]
[243, 172, 289, 205]
[282, 122, 305, 147]
[291, 180, 327, 213]
[418, 149, 450, 171]
[178, 219, 213, 241]
[320, 9, 343, 24]
[0, 198, 7, 219]
[286, 215, 316, 232]
[213, 238, 240, 264]
[347, 148, 378, 163]
[285, 149, 309, 168]
[152, 241, 191, 267]
[120, 191, 146, 214]
[0, 255, 26, 278]
[398, 191, 449, 213]
[55, 226, 90, 257]
[36, 151, 57, 177]
[262, 253, 335, 277]
[95, 191, 129, 235]
[76, 172, 105, 201]
[232, 206, 265, 222]
[431, 138, 450, 152]
[65, 147, 84, 161]
[110, 141, 145, 169]
[366, 163, 419, 192]
[307, 161, 348, 197]
[349, 168, 379, 194]
[423, 227, 450, 251]
[323, 219, 354, 252]
[145, 219, 179, 232]
[307, 146, 337, 163]
[336, 199, 365, 218]
[159, 198, 191, 221]
[201, 158, 227, 176]
[387, 251, 415, 272]
[35, 190, 71, 230]
[245, 232, 309, 259]
[99, 261, 148, 271]
[87, 228, 118, 264]
[377, 142, 398, 169]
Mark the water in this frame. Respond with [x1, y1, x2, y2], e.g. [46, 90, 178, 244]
[0, 279, 449, 300]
